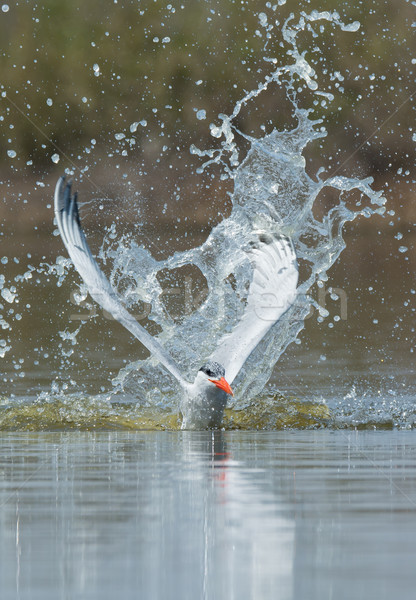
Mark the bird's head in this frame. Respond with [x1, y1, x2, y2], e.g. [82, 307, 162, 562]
[198, 362, 233, 396]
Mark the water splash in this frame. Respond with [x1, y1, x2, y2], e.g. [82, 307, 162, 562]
[2, 6, 400, 431]
[0, 391, 330, 431]
[108, 10, 385, 410]
[329, 386, 416, 430]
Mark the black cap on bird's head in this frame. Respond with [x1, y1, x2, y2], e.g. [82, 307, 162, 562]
[199, 362, 233, 396]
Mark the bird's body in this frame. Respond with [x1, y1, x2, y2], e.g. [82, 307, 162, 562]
[181, 362, 232, 429]
[54, 177, 298, 429]
[182, 374, 228, 430]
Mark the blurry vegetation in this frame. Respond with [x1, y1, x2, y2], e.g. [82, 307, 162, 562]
[0, 0, 415, 229]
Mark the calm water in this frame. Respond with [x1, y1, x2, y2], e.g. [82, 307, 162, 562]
[1, 430, 416, 600]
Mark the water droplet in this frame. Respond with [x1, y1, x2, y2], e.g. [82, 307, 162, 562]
[1, 4, 9, 13]
[398, 246, 408, 253]
[115, 133, 125, 140]
[7, 150, 16, 158]
[196, 109, 206, 121]
[210, 126, 222, 138]
[46, 98, 53, 106]
[51, 153, 60, 164]
[1, 288, 16, 303]
[258, 12, 267, 26]
[162, 36, 170, 44]
[340, 21, 360, 32]
[0, 341, 11, 358]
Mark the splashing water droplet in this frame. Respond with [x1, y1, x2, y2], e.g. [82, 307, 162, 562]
[1, 288, 16, 304]
[210, 126, 222, 138]
[258, 12, 268, 27]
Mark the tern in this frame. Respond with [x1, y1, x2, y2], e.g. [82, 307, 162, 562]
[54, 176, 298, 429]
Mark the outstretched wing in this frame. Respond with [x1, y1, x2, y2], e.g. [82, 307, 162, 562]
[210, 234, 298, 384]
[54, 176, 187, 385]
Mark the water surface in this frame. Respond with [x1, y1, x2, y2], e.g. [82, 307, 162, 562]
[1, 430, 416, 600]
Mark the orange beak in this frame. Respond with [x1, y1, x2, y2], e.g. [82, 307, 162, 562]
[208, 376, 234, 396]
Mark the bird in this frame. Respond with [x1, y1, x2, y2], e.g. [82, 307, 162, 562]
[54, 176, 298, 429]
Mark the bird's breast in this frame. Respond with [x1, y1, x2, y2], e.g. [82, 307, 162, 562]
[180, 386, 228, 430]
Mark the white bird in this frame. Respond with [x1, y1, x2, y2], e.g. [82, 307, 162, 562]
[54, 176, 298, 429]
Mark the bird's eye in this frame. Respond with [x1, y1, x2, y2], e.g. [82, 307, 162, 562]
[199, 363, 224, 378]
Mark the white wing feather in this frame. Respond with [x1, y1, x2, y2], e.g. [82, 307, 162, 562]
[210, 234, 298, 384]
[54, 177, 186, 385]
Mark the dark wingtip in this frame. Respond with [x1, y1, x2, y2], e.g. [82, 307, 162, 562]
[54, 175, 69, 214]
[72, 191, 81, 227]
[54, 176, 82, 230]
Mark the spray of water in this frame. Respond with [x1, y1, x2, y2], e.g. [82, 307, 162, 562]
[0, 8, 393, 430]
[107, 10, 385, 412]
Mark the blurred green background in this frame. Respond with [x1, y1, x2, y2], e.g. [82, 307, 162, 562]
[0, 0, 415, 227]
